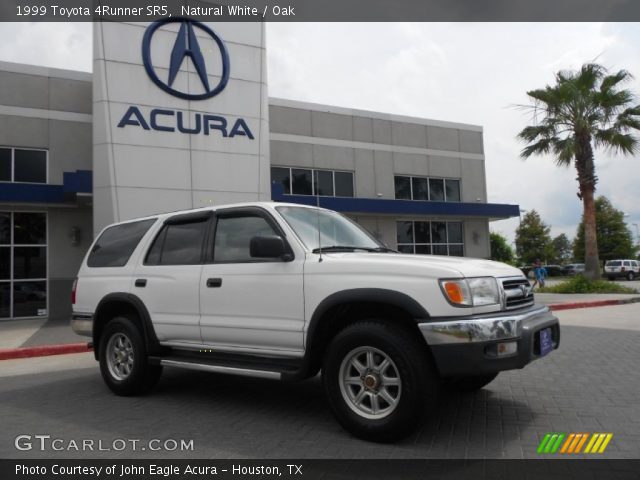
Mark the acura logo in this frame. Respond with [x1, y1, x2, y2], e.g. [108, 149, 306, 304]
[142, 18, 230, 100]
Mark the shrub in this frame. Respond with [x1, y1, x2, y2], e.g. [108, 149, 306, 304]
[538, 275, 638, 294]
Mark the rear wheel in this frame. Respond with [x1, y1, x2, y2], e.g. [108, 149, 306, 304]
[627, 272, 635, 281]
[608, 276, 615, 281]
[322, 320, 439, 442]
[443, 373, 498, 392]
[99, 316, 162, 396]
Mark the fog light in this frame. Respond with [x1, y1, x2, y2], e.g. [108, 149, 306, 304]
[496, 341, 517, 357]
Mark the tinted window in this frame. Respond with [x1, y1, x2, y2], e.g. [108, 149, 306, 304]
[271, 167, 291, 194]
[13, 247, 46, 279]
[214, 215, 277, 263]
[607, 261, 621, 266]
[431, 222, 447, 243]
[396, 221, 413, 244]
[447, 222, 463, 243]
[334, 172, 354, 197]
[429, 178, 445, 201]
[449, 245, 464, 256]
[445, 179, 461, 202]
[394, 176, 411, 200]
[0, 148, 10, 182]
[314, 170, 334, 196]
[412, 177, 429, 201]
[14, 149, 46, 183]
[0, 212, 9, 244]
[14, 213, 46, 245]
[88, 219, 156, 268]
[414, 221, 430, 243]
[0, 248, 9, 279]
[0, 283, 9, 318]
[13, 281, 46, 317]
[433, 245, 448, 255]
[397, 245, 414, 254]
[291, 169, 313, 195]
[148, 220, 208, 266]
[416, 245, 431, 254]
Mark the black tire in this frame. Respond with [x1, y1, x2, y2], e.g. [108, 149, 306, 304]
[627, 272, 635, 281]
[322, 320, 440, 442]
[98, 316, 162, 396]
[443, 373, 498, 392]
[608, 276, 615, 281]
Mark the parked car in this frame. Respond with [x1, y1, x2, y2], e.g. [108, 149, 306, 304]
[562, 263, 585, 276]
[604, 259, 640, 281]
[71, 202, 559, 442]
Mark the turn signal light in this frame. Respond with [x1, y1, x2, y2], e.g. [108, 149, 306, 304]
[440, 280, 472, 306]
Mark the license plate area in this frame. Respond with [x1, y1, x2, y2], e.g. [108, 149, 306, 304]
[536, 328, 553, 357]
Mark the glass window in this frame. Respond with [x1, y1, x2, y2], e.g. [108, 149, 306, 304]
[415, 245, 431, 254]
[214, 215, 277, 263]
[13, 247, 46, 279]
[14, 212, 46, 245]
[14, 149, 46, 183]
[445, 179, 461, 202]
[0, 283, 10, 318]
[314, 170, 334, 196]
[334, 172, 354, 197]
[414, 221, 430, 243]
[0, 212, 9, 244]
[88, 219, 156, 268]
[271, 167, 291, 194]
[447, 222, 463, 244]
[433, 245, 448, 255]
[0, 248, 9, 280]
[12, 281, 46, 317]
[449, 245, 464, 257]
[155, 221, 207, 265]
[397, 245, 414, 254]
[412, 177, 429, 201]
[396, 221, 413, 244]
[394, 176, 411, 200]
[291, 169, 313, 195]
[0, 148, 11, 182]
[429, 178, 445, 201]
[431, 222, 447, 243]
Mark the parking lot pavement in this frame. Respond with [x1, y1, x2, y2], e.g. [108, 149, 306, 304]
[1, 304, 639, 460]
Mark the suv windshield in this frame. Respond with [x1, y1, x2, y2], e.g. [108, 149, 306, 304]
[276, 206, 384, 252]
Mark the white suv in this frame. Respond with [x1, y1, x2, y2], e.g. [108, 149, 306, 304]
[604, 259, 640, 281]
[71, 202, 559, 441]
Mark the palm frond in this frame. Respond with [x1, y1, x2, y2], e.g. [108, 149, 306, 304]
[593, 129, 638, 155]
[520, 138, 553, 158]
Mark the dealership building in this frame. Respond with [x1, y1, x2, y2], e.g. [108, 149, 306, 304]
[0, 20, 519, 321]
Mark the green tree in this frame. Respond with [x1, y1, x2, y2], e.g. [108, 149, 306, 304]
[515, 210, 555, 264]
[551, 233, 573, 263]
[517, 63, 640, 279]
[490, 232, 515, 264]
[573, 196, 636, 262]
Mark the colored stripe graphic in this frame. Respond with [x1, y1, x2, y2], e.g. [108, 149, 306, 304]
[540, 433, 613, 454]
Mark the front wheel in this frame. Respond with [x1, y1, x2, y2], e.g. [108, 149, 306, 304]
[99, 316, 162, 396]
[322, 321, 440, 442]
[627, 272, 635, 281]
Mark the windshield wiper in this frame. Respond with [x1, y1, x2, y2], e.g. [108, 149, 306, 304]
[311, 246, 396, 253]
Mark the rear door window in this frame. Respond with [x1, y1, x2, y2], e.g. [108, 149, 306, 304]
[145, 219, 209, 266]
[87, 219, 156, 268]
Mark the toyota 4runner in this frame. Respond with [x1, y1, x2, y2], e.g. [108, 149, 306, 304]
[72, 202, 560, 441]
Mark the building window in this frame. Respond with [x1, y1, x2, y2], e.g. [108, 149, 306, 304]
[394, 175, 461, 202]
[271, 167, 354, 197]
[0, 147, 48, 184]
[396, 220, 464, 256]
[0, 212, 47, 319]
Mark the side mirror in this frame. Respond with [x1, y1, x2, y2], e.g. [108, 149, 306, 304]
[250, 235, 291, 261]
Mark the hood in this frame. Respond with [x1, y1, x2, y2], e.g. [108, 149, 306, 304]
[321, 252, 525, 279]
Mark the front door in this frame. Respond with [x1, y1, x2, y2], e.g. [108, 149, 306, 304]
[199, 208, 305, 356]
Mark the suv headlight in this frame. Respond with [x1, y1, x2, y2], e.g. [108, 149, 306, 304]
[440, 277, 500, 307]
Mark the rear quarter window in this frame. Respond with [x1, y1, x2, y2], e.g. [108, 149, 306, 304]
[87, 219, 156, 268]
[607, 261, 621, 267]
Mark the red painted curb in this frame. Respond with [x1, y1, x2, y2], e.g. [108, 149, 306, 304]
[549, 297, 640, 311]
[0, 343, 92, 361]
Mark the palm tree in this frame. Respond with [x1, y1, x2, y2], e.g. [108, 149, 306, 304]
[517, 63, 640, 280]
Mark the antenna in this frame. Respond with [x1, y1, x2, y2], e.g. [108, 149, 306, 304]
[316, 179, 323, 262]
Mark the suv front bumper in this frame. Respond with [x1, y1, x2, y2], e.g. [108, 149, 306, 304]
[418, 304, 559, 377]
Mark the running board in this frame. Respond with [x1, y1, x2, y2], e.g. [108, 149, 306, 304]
[159, 359, 282, 380]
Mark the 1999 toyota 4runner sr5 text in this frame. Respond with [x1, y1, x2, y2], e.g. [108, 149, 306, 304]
[71, 202, 560, 441]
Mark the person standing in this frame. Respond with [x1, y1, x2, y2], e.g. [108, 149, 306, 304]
[531, 259, 547, 289]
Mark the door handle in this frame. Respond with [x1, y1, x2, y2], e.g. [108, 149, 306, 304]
[134, 279, 147, 287]
[206, 278, 223, 288]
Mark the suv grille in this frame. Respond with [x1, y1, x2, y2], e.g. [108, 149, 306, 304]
[501, 278, 534, 310]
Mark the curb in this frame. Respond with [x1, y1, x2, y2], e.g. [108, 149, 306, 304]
[549, 297, 640, 311]
[0, 343, 92, 361]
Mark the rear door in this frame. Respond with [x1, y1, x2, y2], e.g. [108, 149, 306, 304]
[132, 211, 212, 344]
[199, 207, 305, 355]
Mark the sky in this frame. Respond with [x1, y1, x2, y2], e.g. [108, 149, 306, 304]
[0, 22, 639, 246]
